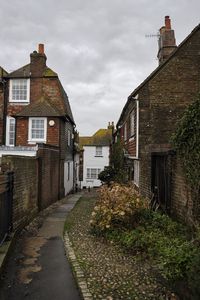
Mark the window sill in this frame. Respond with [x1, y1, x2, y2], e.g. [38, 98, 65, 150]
[28, 140, 46, 144]
[95, 155, 103, 157]
[9, 101, 30, 104]
[129, 136, 135, 142]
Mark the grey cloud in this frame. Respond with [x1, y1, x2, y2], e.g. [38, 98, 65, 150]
[0, 0, 200, 135]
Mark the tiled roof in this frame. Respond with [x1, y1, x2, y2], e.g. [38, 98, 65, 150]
[79, 128, 112, 148]
[7, 64, 31, 78]
[15, 97, 64, 117]
[117, 23, 200, 127]
[6, 64, 57, 78]
[59, 81, 74, 123]
[4, 58, 74, 124]
[0, 67, 8, 77]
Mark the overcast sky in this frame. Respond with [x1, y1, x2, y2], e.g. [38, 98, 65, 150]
[0, 0, 200, 135]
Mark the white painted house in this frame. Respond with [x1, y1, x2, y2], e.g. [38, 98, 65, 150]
[79, 123, 113, 188]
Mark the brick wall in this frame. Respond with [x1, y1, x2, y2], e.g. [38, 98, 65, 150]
[1, 155, 38, 230]
[14, 117, 60, 147]
[37, 144, 60, 209]
[47, 117, 59, 146]
[171, 156, 195, 224]
[137, 28, 200, 209]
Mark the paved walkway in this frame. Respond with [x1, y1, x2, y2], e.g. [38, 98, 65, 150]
[0, 194, 82, 300]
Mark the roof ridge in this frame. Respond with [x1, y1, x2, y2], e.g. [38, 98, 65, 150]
[130, 23, 200, 98]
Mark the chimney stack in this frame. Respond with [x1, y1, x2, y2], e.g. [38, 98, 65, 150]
[108, 121, 114, 130]
[30, 43, 47, 77]
[157, 16, 177, 65]
[165, 16, 171, 30]
[38, 43, 44, 54]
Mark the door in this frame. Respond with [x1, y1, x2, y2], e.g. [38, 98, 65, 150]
[151, 153, 171, 213]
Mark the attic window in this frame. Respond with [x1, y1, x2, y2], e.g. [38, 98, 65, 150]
[9, 79, 30, 103]
[95, 146, 102, 156]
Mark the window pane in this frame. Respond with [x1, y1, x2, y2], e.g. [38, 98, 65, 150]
[11, 79, 29, 101]
[130, 112, 135, 136]
[8, 118, 15, 146]
[12, 79, 28, 101]
[96, 146, 102, 156]
[31, 119, 45, 140]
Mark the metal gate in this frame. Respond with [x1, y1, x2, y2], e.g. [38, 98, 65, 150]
[151, 153, 171, 213]
[0, 171, 14, 245]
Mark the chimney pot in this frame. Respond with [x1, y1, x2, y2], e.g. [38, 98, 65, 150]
[165, 16, 171, 30]
[38, 44, 44, 54]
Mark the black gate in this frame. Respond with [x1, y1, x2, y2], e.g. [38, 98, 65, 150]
[151, 153, 171, 213]
[0, 171, 14, 245]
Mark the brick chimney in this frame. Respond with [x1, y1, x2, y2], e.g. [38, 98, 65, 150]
[157, 16, 177, 64]
[30, 44, 47, 77]
[107, 121, 115, 130]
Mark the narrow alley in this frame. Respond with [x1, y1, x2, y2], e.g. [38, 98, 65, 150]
[0, 194, 82, 300]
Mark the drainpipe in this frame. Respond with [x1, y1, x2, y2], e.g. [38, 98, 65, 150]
[136, 99, 139, 159]
[2, 75, 7, 145]
[72, 124, 76, 193]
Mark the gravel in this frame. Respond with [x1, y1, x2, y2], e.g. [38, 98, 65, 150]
[65, 191, 178, 300]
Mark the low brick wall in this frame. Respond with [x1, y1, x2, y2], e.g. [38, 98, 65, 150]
[1, 155, 38, 230]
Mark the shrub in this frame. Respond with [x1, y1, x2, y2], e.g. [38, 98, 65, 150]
[98, 166, 115, 184]
[90, 183, 149, 233]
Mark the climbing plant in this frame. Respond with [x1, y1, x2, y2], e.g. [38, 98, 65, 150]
[172, 94, 200, 188]
[99, 139, 127, 184]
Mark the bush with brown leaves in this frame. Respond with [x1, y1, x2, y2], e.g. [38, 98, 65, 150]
[90, 183, 149, 233]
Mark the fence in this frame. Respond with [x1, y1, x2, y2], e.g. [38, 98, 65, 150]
[0, 172, 13, 245]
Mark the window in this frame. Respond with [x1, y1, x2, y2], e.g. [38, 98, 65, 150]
[28, 117, 47, 143]
[9, 79, 30, 103]
[67, 162, 70, 181]
[134, 160, 140, 186]
[67, 129, 71, 146]
[130, 112, 135, 136]
[86, 168, 101, 179]
[124, 123, 127, 141]
[95, 146, 102, 156]
[6, 117, 16, 146]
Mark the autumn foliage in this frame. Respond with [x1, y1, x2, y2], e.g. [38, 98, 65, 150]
[90, 183, 149, 233]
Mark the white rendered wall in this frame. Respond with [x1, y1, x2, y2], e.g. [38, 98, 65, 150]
[64, 160, 74, 195]
[81, 146, 110, 188]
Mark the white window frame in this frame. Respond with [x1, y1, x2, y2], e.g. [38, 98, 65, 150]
[134, 160, 140, 187]
[86, 168, 101, 179]
[6, 116, 16, 146]
[130, 111, 135, 137]
[28, 117, 47, 143]
[67, 129, 71, 146]
[9, 79, 30, 103]
[124, 122, 127, 141]
[95, 146, 102, 156]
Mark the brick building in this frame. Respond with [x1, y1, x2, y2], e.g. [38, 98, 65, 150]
[0, 44, 75, 197]
[115, 16, 200, 222]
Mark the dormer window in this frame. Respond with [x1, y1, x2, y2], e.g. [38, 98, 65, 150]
[9, 79, 30, 103]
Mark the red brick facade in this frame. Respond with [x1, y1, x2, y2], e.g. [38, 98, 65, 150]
[0, 44, 75, 200]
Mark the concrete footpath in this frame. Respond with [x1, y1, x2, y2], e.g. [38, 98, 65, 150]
[0, 193, 82, 300]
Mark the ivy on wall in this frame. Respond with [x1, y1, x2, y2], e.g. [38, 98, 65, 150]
[172, 95, 200, 189]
